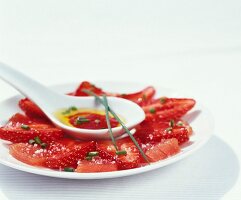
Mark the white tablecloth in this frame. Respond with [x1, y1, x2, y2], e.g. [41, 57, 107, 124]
[0, 1, 241, 199]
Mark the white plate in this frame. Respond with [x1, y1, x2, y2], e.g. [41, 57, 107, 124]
[0, 81, 214, 179]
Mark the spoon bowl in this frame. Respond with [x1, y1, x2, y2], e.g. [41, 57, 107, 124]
[43, 94, 145, 139]
[0, 62, 145, 139]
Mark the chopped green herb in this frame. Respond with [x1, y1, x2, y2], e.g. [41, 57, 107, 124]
[28, 139, 35, 145]
[149, 107, 156, 114]
[160, 97, 167, 104]
[166, 127, 173, 132]
[32, 136, 48, 148]
[121, 93, 127, 97]
[41, 143, 48, 149]
[21, 124, 30, 130]
[87, 151, 99, 157]
[62, 110, 71, 115]
[64, 167, 75, 172]
[34, 136, 42, 145]
[75, 117, 89, 125]
[69, 106, 77, 111]
[169, 119, 175, 128]
[116, 150, 127, 155]
[177, 121, 184, 126]
[85, 156, 92, 161]
[62, 106, 78, 115]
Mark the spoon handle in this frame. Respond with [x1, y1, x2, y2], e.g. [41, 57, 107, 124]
[0, 62, 60, 107]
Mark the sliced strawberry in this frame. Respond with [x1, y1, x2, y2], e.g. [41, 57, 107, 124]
[117, 86, 155, 106]
[19, 98, 48, 121]
[134, 119, 168, 141]
[165, 127, 190, 145]
[157, 139, 180, 156]
[6, 113, 33, 127]
[135, 119, 190, 145]
[7, 113, 53, 126]
[97, 138, 141, 170]
[143, 143, 167, 162]
[0, 123, 64, 143]
[145, 139, 180, 162]
[47, 138, 77, 153]
[10, 139, 113, 171]
[97, 140, 116, 161]
[74, 81, 105, 96]
[45, 141, 96, 169]
[75, 157, 118, 173]
[117, 141, 141, 169]
[143, 98, 196, 120]
[9, 143, 48, 166]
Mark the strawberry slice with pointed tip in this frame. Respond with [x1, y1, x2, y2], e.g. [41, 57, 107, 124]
[7, 113, 33, 127]
[9, 143, 48, 166]
[0, 123, 64, 143]
[144, 139, 180, 162]
[74, 81, 105, 96]
[19, 98, 49, 121]
[143, 98, 196, 120]
[45, 140, 96, 169]
[0, 113, 63, 143]
[118, 86, 155, 106]
[75, 157, 118, 173]
[7, 113, 53, 126]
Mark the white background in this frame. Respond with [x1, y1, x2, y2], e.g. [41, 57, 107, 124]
[0, 0, 241, 199]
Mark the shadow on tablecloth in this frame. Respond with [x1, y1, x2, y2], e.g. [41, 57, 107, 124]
[0, 135, 239, 200]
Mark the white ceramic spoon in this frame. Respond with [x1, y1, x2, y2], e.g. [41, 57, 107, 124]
[0, 62, 145, 139]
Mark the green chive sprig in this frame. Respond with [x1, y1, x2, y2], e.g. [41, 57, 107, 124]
[87, 151, 99, 157]
[177, 121, 184, 126]
[149, 107, 156, 114]
[28, 136, 48, 148]
[102, 95, 118, 151]
[116, 150, 127, 155]
[62, 106, 78, 115]
[169, 119, 175, 128]
[160, 97, 167, 104]
[166, 127, 172, 132]
[75, 116, 89, 125]
[21, 124, 30, 130]
[34, 136, 42, 145]
[64, 167, 75, 172]
[82, 89, 150, 164]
